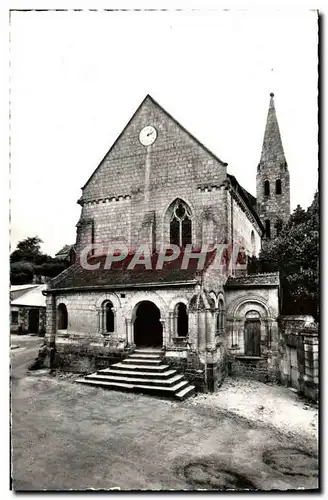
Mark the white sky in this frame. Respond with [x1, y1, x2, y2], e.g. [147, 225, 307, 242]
[10, 9, 318, 256]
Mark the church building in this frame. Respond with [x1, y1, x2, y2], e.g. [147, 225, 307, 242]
[44, 93, 291, 395]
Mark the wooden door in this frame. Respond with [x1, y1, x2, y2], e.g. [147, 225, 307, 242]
[244, 319, 261, 356]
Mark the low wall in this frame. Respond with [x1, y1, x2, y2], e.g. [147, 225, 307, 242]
[165, 345, 227, 393]
[278, 316, 318, 402]
[40, 337, 133, 373]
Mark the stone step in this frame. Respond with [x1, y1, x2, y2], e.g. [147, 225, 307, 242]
[123, 357, 163, 365]
[98, 368, 177, 378]
[134, 349, 162, 355]
[112, 362, 170, 372]
[86, 373, 185, 387]
[175, 385, 196, 400]
[76, 377, 190, 397]
[129, 353, 161, 360]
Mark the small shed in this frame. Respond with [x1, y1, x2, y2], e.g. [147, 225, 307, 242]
[10, 284, 47, 335]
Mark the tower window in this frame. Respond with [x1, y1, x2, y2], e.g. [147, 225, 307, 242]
[265, 220, 271, 239]
[276, 179, 282, 195]
[264, 180, 270, 196]
[251, 230, 256, 256]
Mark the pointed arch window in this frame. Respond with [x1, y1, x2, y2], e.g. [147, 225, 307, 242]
[264, 180, 270, 196]
[275, 179, 282, 195]
[217, 299, 225, 334]
[265, 220, 271, 239]
[251, 230, 256, 256]
[169, 199, 192, 248]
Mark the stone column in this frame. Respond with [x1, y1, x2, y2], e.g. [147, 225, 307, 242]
[169, 312, 174, 344]
[97, 308, 102, 334]
[126, 318, 133, 345]
[301, 328, 319, 401]
[160, 318, 167, 348]
[50, 294, 56, 345]
[198, 311, 206, 351]
[206, 310, 215, 350]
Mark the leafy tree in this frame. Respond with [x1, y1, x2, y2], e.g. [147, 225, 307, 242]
[249, 192, 319, 320]
[10, 236, 71, 285]
[10, 261, 34, 285]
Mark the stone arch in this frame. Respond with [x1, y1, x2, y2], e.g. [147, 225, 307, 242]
[227, 294, 274, 321]
[126, 291, 168, 322]
[226, 295, 275, 354]
[131, 300, 163, 347]
[95, 292, 121, 310]
[168, 295, 189, 312]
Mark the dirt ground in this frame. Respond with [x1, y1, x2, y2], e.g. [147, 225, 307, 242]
[11, 370, 318, 491]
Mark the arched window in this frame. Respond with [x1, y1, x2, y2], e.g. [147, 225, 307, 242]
[170, 199, 192, 248]
[57, 303, 68, 330]
[276, 179, 282, 195]
[217, 299, 225, 334]
[101, 300, 115, 333]
[175, 303, 188, 337]
[265, 220, 271, 239]
[264, 180, 270, 196]
[251, 230, 256, 256]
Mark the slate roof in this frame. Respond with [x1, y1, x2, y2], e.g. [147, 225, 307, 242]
[55, 244, 74, 260]
[225, 272, 280, 288]
[49, 250, 220, 291]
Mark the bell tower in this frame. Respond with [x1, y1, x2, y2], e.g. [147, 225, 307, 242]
[256, 93, 290, 242]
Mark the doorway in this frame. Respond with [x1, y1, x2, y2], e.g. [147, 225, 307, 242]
[28, 309, 39, 334]
[244, 319, 261, 356]
[133, 301, 163, 347]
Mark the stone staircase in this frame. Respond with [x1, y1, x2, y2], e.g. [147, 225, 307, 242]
[76, 349, 195, 400]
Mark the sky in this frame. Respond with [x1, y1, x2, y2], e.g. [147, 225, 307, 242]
[9, 9, 318, 256]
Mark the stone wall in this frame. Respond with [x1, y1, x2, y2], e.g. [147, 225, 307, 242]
[227, 190, 262, 258]
[225, 280, 280, 382]
[278, 315, 318, 402]
[10, 306, 46, 335]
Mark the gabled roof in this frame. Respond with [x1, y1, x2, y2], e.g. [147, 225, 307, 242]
[82, 94, 228, 190]
[10, 284, 38, 292]
[11, 284, 47, 307]
[55, 244, 75, 259]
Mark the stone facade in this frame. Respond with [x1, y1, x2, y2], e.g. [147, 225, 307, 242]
[42, 93, 297, 394]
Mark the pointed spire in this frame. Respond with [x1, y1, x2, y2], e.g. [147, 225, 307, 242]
[260, 93, 286, 165]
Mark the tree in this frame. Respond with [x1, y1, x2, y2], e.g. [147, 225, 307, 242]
[10, 236, 71, 285]
[249, 192, 319, 320]
[10, 261, 34, 285]
[10, 236, 44, 264]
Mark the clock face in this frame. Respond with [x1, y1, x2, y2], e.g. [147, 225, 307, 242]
[139, 125, 157, 146]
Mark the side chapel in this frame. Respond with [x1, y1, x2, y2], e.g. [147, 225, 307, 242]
[44, 93, 291, 392]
